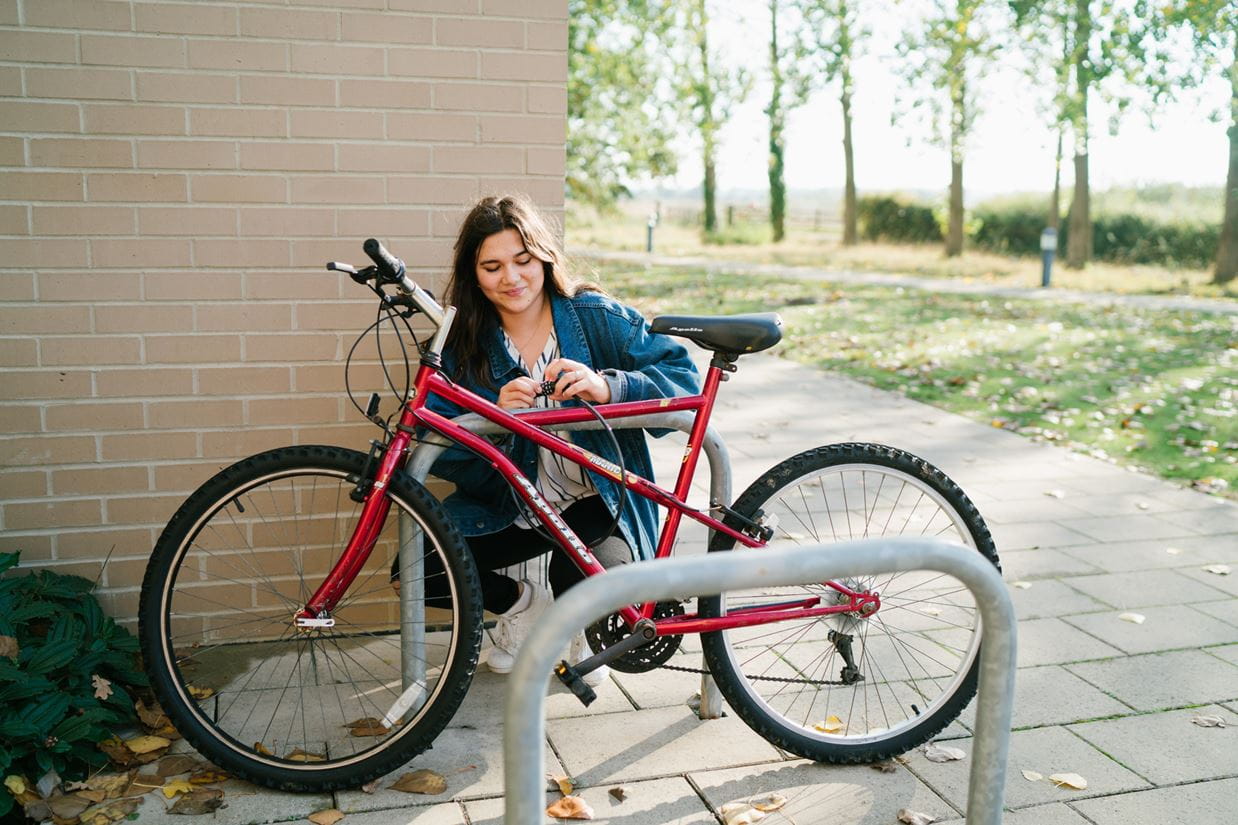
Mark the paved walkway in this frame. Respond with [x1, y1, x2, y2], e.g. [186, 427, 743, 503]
[130, 351, 1237, 825]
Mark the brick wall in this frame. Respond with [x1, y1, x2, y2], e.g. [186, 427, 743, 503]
[0, 0, 567, 620]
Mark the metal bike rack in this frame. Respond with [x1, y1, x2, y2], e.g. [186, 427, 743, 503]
[503, 537, 1017, 825]
[403, 410, 732, 716]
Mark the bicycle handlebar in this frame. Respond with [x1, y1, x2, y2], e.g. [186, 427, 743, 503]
[363, 237, 405, 282]
[329, 238, 449, 342]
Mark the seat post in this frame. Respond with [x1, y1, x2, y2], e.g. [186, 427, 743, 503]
[709, 351, 739, 379]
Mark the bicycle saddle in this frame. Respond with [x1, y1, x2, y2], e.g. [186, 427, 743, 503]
[650, 312, 783, 355]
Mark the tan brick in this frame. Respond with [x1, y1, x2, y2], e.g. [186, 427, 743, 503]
[196, 304, 293, 333]
[139, 206, 236, 236]
[292, 423, 371, 450]
[137, 139, 236, 170]
[290, 175, 385, 204]
[527, 85, 566, 114]
[39, 271, 140, 302]
[88, 173, 187, 203]
[102, 557, 156, 590]
[297, 0, 383, 7]
[0, 172, 84, 202]
[191, 174, 287, 203]
[0, 405, 40, 433]
[389, 0, 471, 10]
[202, 427, 294, 459]
[30, 139, 133, 169]
[104, 494, 186, 525]
[149, 399, 243, 429]
[0, 30, 78, 63]
[195, 239, 290, 268]
[338, 78, 432, 109]
[45, 401, 144, 431]
[238, 206, 335, 237]
[190, 108, 287, 138]
[385, 174, 477, 205]
[60, 528, 154, 561]
[0, 435, 97, 467]
[481, 51, 565, 82]
[144, 271, 243, 300]
[435, 17, 521, 47]
[95, 304, 194, 333]
[25, 67, 133, 101]
[244, 271, 340, 300]
[341, 12, 432, 43]
[527, 19, 567, 50]
[480, 114, 564, 145]
[32, 206, 136, 236]
[247, 395, 340, 425]
[0, 67, 17, 95]
[91, 238, 193, 268]
[95, 368, 194, 399]
[101, 431, 197, 461]
[0, 239, 88, 268]
[198, 365, 290, 394]
[52, 466, 148, 496]
[5, 498, 102, 530]
[483, 0, 565, 19]
[0, 273, 35, 301]
[385, 112, 476, 144]
[0, 101, 81, 133]
[296, 362, 383, 392]
[0, 533, 53, 561]
[389, 47, 477, 78]
[242, 7, 338, 39]
[0, 1, 15, 25]
[188, 39, 288, 72]
[41, 335, 141, 366]
[83, 35, 188, 69]
[527, 146, 565, 175]
[145, 334, 242, 364]
[135, 3, 238, 36]
[478, 176, 563, 206]
[0, 136, 23, 166]
[430, 207, 465, 236]
[295, 299, 385, 331]
[239, 142, 334, 172]
[240, 75, 335, 107]
[0, 205, 27, 235]
[337, 207, 429, 237]
[0, 470, 47, 499]
[243, 333, 339, 363]
[0, 338, 38, 368]
[85, 104, 187, 136]
[153, 460, 226, 491]
[433, 82, 524, 112]
[291, 109, 383, 140]
[25, 0, 131, 30]
[338, 143, 431, 173]
[289, 237, 374, 268]
[290, 43, 384, 76]
[434, 145, 522, 174]
[0, 303, 90, 331]
[137, 72, 237, 104]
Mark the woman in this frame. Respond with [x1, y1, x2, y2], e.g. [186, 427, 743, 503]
[412, 195, 700, 685]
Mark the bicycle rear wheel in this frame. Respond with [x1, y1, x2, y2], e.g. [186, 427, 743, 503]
[139, 445, 482, 791]
[700, 443, 998, 763]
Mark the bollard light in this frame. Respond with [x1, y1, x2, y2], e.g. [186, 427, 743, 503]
[1040, 227, 1057, 288]
[646, 212, 658, 253]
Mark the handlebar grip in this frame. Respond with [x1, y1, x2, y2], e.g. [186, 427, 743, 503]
[363, 238, 405, 282]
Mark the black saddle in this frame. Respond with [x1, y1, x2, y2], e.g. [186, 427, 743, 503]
[650, 312, 783, 355]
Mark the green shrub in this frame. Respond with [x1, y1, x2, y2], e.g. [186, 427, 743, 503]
[0, 552, 146, 819]
[704, 222, 771, 246]
[857, 196, 943, 243]
[973, 206, 1058, 256]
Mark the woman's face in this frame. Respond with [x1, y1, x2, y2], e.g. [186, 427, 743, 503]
[475, 228, 546, 321]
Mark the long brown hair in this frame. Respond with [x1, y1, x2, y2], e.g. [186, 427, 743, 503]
[444, 195, 595, 389]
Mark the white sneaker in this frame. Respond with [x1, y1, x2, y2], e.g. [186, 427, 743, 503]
[568, 631, 609, 688]
[487, 580, 550, 674]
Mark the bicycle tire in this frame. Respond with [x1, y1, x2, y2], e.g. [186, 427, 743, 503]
[699, 442, 998, 764]
[139, 445, 483, 791]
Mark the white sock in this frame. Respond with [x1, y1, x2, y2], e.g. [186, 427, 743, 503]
[503, 581, 531, 616]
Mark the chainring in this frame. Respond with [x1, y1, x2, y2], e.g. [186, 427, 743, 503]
[584, 601, 684, 673]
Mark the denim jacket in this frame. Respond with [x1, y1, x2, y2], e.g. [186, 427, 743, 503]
[425, 291, 701, 560]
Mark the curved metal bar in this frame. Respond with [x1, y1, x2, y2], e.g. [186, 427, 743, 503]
[503, 537, 1017, 825]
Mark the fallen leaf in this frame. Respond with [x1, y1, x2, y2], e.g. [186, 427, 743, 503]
[167, 788, 224, 815]
[125, 773, 164, 795]
[135, 699, 170, 730]
[98, 737, 138, 766]
[92, 674, 113, 701]
[390, 769, 446, 795]
[4, 775, 30, 797]
[1165, 547, 1183, 555]
[186, 685, 214, 700]
[1021, 769, 1043, 782]
[47, 792, 93, 819]
[124, 735, 171, 755]
[1048, 772, 1088, 790]
[870, 760, 898, 773]
[285, 749, 325, 763]
[188, 769, 229, 785]
[608, 786, 629, 802]
[751, 794, 787, 812]
[155, 756, 200, 778]
[1010, 581, 1032, 590]
[920, 606, 942, 616]
[85, 772, 133, 799]
[812, 715, 845, 733]
[78, 797, 141, 825]
[546, 795, 594, 820]
[547, 773, 574, 795]
[162, 780, 195, 799]
[1203, 564, 1231, 576]
[1190, 715, 1226, 728]
[922, 742, 966, 762]
[307, 808, 345, 825]
[897, 809, 937, 825]
[360, 780, 380, 794]
[1118, 612, 1145, 624]
[1044, 489, 1065, 499]
[253, 742, 273, 756]
[345, 717, 389, 737]
[0, 635, 17, 659]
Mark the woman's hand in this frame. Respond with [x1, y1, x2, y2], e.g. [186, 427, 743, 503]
[498, 376, 539, 409]
[545, 359, 611, 404]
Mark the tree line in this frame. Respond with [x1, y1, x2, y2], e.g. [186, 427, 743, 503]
[567, 0, 1236, 284]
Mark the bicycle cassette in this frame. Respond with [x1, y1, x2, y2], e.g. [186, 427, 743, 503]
[584, 601, 684, 673]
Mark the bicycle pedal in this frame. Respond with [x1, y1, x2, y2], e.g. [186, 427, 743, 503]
[554, 660, 597, 707]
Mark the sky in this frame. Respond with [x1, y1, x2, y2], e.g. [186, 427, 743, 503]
[656, 0, 1231, 202]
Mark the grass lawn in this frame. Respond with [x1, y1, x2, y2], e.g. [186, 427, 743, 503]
[585, 260, 1237, 498]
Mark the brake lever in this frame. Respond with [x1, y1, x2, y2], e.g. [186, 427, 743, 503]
[327, 261, 379, 285]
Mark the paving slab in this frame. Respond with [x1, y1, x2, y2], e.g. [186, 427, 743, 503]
[997, 548, 1102, 580]
[1070, 776, 1238, 825]
[951, 665, 1131, 730]
[1065, 649, 1238, 711]
[608, 650, 714, 711]
[454, 666, 635, 723]
[1067, 704, 1238, 785]
[128, 775, 333, 825]
[1054, 514, 1200, 543]
[1206, 642, 1238, 666]
[1155, 503, 1238, 535]
[1060, 535, 1228, 573]
[936, 800, 1093, 825]
[1192, 598, 1238, 626]
[1059, 569, 1232, 609]
[1176, 564, 1238, 597]
[903, 726, 1150, 811]
[338, 802, 466, 825]
[975, 497, 1091, 525]
[989, 521, 1095, 551]
[546, 704, 782, 786]
[1006, 579, 1108, 619]
[690, 759, 957, 825]
[464, 777, 715, 825]
[1053, 491, 1193, 517]
[1063, 604, 1238, 655]
[1013, 617, 1124, 666]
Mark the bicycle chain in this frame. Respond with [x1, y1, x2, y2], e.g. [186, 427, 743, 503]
[657, 661, 852, 687]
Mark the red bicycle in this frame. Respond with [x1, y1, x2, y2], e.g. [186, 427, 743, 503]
[139, 240, 998, 791]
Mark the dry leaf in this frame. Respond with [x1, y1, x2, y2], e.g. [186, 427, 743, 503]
[547, 773, 574, 795]
[186, 685, 214, 700]
[812, 714, 845, 733]
[253, 742, 273, 756]
[123, 735, 171, 755]
[1165, 547, 1183, 555]
[1044, 489, 1065, 499]
[80, 797, 142, 825]
[91, 674, 113, 701]
[98, 737, 138, 767]
[390, 769, 446, 795]
[188, 769, 229, 785]
[307, 808, 345, 825]
[155, 756, 200, 778]
[920, 606, 942, 616]
[719, 802, 767, 825]
[751, 794, 787, 812]
[922, 742, 966, 762]
[0, 635, 17, 659]
[608, 786, 629, 802]
[135, 699, 170, 730]
[345, 717, 389, 737]
[1203, 564, 1231, 576]
[47, 792, 93, 819]
[162, 780, 195, 799]
[285, 749, 325, 763]
[870, 760, 898, 773]
[167, 788, 224, 815]
[360, 780, 380, 794]
[1021, 770, 1043, 782]
[1010, 581, 1032, 590]
[4, 775, 31, 798]
[1190, 715, 1226, 728]
[1118, 612, 1145, 624]
[546, 795, 594, 820]
[1048, 773, 1088, 790]
[897, 809, 937, 825]
[125, 773, 164, 795]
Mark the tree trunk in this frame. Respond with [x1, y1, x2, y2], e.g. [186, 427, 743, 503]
[1065, 0, 1091, 268]
[1049, 126, 1062, 230]
[768, 0, 786, 242]
[947, 158, 964, 256]
[696, 0, 718, 235]
[840, 59, 858, 246]
[1215, 43, 1238, 284]
[703, 147, 717, 234]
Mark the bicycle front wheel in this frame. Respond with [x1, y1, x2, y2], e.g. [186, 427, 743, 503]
[139, 445, 482, 791]
[700, 443, 998, 764]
